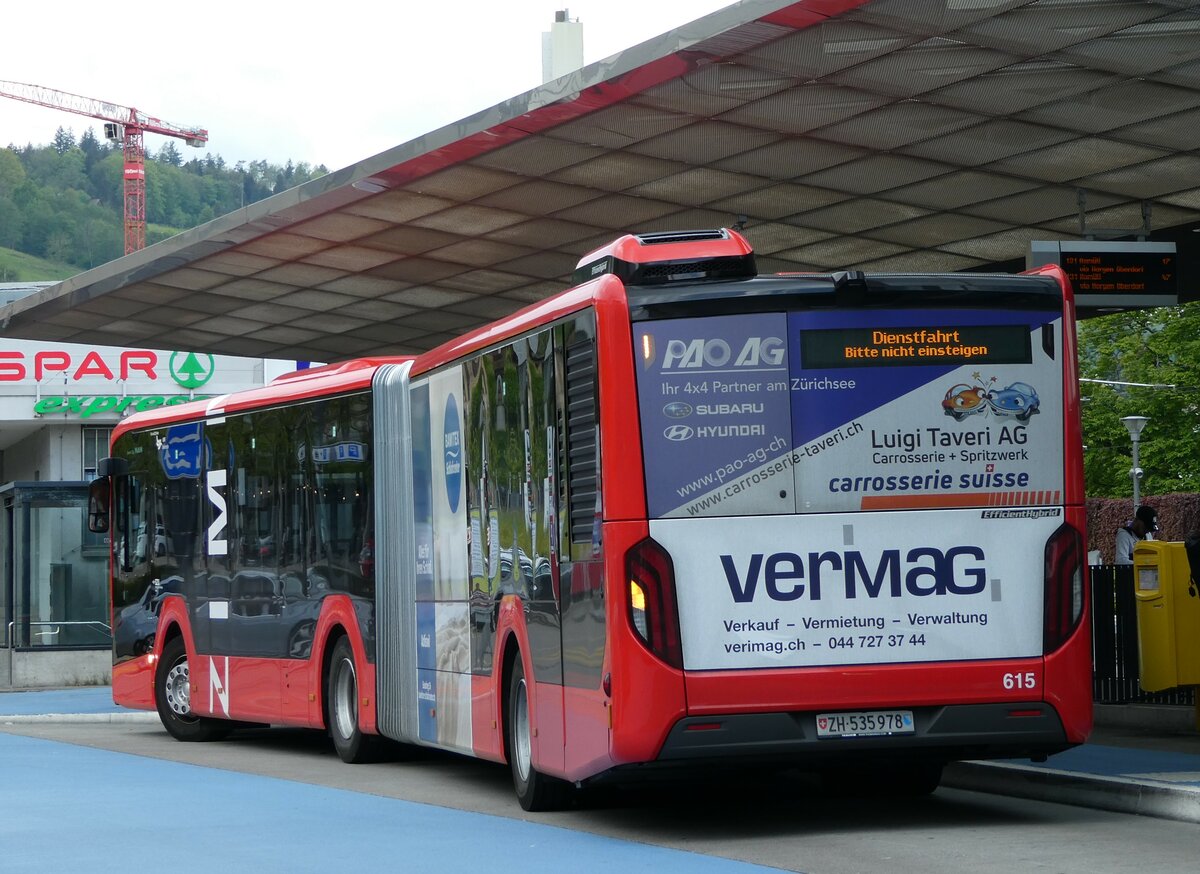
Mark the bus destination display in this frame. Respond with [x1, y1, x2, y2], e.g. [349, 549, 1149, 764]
[800, 324, 1031, 369]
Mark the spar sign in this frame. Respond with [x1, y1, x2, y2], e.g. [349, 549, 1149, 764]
[0, 346, 219, 419]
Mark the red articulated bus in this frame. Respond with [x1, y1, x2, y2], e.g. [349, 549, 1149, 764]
[90, 228, 1091, 810]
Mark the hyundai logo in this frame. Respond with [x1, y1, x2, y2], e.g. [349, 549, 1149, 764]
[662, 402, 693, 419]
[664, 425, 694, 441]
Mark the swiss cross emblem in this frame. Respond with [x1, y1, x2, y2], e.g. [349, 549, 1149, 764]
[986, 464, 995, 472]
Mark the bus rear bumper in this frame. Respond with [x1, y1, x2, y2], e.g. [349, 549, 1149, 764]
[655, 702, 1071, 765]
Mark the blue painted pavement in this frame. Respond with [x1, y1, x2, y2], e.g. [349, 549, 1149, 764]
[0, 732, 781, 874]
[0, 685, 122, 716]
[1028, 743, 1200, 789]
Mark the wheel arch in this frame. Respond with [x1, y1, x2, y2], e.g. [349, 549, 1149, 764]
[313, 594, 376, 735]
[319, 624, 350, 731]
[498, 632, 523, 765]
[153, 595, 194, 660]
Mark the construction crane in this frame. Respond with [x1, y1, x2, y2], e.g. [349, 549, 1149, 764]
[0, 80, 208, 254]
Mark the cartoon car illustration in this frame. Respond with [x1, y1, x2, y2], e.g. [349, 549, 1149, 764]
[941, 384, 988, 420]
[987, 382, 1039, 421]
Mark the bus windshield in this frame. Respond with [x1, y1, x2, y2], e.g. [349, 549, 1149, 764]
[635, 302, 1065, 519]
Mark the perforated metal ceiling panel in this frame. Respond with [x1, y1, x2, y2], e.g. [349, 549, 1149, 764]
[3, 0, 1200, 360]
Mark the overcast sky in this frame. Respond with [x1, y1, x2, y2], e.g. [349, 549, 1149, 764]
[2, 1, 734, 172]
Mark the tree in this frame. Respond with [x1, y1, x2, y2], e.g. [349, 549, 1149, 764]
[21, 144, 87, 193]
[44, 229, 76, 264]
[0, 147, 26, 196]
[87, 151, 124, 210]
[157, 141, 184, 167]
[52, 126, 76, 155]
[78, 127, 110, 173]
[0, 196, 22, 249]
[1078, 303, 1200, 498]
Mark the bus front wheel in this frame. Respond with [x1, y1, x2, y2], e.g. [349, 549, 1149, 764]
[154, 636, 229, 742]
[507, 659, 573, 811]
[326, 636, 383, 763]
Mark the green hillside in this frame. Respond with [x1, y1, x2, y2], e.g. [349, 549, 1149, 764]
[0, 246, 77, 282]
[1, 129, 327, 275]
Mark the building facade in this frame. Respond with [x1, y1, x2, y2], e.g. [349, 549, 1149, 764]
[1, 281, 281, 686]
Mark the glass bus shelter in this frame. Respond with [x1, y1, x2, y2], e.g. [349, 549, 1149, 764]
[1, 482, 110, 650]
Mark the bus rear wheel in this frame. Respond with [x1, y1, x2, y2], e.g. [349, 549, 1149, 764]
[507, 659, 573, 811]
[154, 636, 229, 742]
[327, 636, 383, 763]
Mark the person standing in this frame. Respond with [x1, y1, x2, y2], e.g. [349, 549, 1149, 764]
[1115, 504, 1158, 565]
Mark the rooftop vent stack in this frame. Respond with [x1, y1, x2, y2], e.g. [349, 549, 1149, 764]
[542, 10, 584, 83]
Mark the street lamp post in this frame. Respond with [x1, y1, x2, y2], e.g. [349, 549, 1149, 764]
[1120, 416, 1149, 511]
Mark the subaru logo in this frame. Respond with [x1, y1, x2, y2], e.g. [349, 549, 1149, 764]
[662, 402, 693, 419]
[664, 425, 693, 441]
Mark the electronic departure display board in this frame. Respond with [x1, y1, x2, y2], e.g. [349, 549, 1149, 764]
[1028, 241, 1177, 310]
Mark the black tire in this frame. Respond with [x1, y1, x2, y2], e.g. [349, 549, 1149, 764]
[507, 658, 573, 811]
[154, 636, 229, 742]
[326, 636, 384, 763]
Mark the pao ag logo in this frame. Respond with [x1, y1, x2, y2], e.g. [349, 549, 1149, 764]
[169, 351, 215, 390]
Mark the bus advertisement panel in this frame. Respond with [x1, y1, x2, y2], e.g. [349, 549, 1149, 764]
[636, 309, 1064, 519]
[636, 306, 1067, 672]
[414, 366, 473, 753]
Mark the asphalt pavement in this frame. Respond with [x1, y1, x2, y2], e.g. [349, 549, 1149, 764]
[3, 688, 1199, 840]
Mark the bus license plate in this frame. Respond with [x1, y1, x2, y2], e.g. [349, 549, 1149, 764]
[815, 710, 915, 738]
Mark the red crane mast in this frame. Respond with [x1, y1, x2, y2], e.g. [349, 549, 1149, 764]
[0, 80, 208, 254]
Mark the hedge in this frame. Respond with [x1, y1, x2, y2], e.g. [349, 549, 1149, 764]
[1085, 493, 1200, 564]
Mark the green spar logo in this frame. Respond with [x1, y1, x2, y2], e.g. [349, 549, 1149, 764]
[170, 352, 215, 390]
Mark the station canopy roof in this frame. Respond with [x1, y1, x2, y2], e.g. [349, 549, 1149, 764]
[4, 0, 1200, 361]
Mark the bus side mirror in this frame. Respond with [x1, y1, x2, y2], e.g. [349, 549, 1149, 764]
[88, 457, 128, 535]
[88, 478, 110, 534]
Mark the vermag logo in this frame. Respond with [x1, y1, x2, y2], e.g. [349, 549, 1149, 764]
[662, 336, 784, 369]
[721, 546, 987, 602]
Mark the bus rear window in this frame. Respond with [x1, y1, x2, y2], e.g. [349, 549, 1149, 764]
[634, 307, 1064, 519]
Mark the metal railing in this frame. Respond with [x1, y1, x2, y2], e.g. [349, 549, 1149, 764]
[5, 619, 112, 648]
[1090, 564, 1196, 706]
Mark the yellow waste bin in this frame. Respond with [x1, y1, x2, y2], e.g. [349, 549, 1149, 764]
[1132, 540, 1200, 692]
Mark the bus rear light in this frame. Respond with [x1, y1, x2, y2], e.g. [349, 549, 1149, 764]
[625, 538, 683, 669]
[1044, 524, 1084, 654]
[629, 579, 649, 638]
